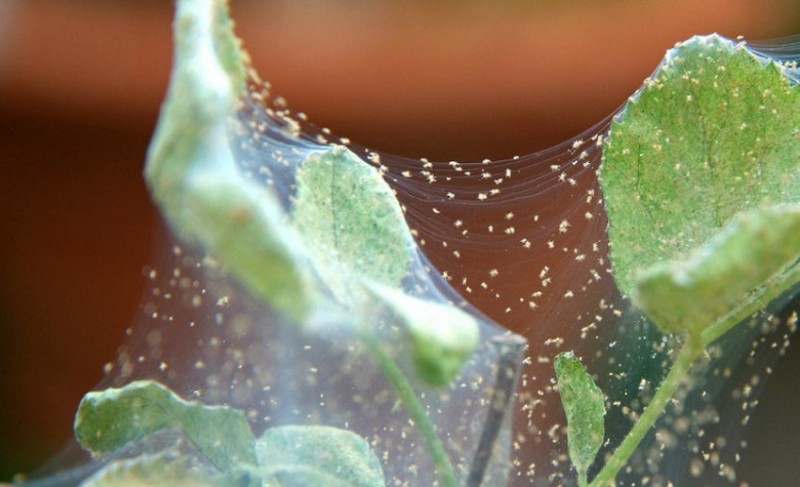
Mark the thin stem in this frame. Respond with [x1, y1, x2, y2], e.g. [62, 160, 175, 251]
[579, 471, 588, 487]
[362, 334, 458, 487]
[589, 337, 702, 487]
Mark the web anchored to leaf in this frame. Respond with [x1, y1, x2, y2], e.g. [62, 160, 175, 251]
[80, 0, 520, 486]
[59, 1, 800, 487]
[552, 34, 800, 486]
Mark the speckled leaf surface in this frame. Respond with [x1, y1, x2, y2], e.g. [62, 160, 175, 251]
[292, 145, 414, 304]
[554, 352, 605, 482]
[601, 34, 800, 298]
[635, 205, 800, 341]
[254, 425, 384, 487]
[74, 380, 257, 472]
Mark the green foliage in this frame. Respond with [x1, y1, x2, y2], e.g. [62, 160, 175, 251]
[601, 34, 800, 299]
[141, 1, 478, 484]
[126, 0, 800, 484]
[554, 352, 605, 485]
[186, 176, 313, 321]
[74, 381, 257, 472]
[368, 283, 479, 386]
[292, 146, 414, 304]
[591, 33, 800, 485]
[635, 205, 800, 340]
[144, 0, 313, 321]
[74, 382, 386, 487]
[290, 146, 479, 385]
[254, 425, 384, 487]
[144, 0, 478, 389]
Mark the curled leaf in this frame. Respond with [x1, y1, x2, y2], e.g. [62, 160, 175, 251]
[369, 283, 480, 386]
[74, 380, 257, 472]
[144, 0, 313, 321]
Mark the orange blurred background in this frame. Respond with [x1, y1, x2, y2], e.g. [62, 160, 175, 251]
[1, 0, 799, 483]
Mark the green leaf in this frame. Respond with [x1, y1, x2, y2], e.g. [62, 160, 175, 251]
[368, 283, 479, 386]
[81, 455, 237, 487]
[144, 0, 314, 322]
[185, 175, 313, 322]
[74, 380, 257, 472]
[554, 352, 605, 484]
[601, 34, 800, 298]
[253, 425, 384, 487]
[292, 145, 414, 305]
[291, 147, 479, 386]
[635, 204, 800, 341]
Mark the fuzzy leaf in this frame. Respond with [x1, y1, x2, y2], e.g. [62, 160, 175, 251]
[368, 283, 479, 386]
[635, 204, 800, 341]
[601, 35, 800, 299]
[292, 147, 480, 385]
[292, 145, 414, 305]
[554, 352, 605, 482]
[254, 425, 384, 487]
[144, 0, 313, 321]
[74, 380, 257, 472]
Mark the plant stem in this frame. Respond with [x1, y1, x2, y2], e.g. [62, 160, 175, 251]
[362, 334, 458, 487]
[589, 337, 702, 486]
[579, 471, 588, 487]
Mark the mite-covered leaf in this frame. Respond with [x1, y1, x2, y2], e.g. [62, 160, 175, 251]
[554, 352, 605, 483]
[292, 145, 414, 304]
[185, 175, 312, 321]
[144, 0, 314, 322]
[254, 425, 384, 487]
[80, 455, 236, 487]
[74, 380, 257, 472]
[601, 34, 800, 299]
[292, 145, 480, 387]
[635, 204, 800, 341]
[368, 283, 479, 386]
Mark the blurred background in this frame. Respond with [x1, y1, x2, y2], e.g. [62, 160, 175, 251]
[1, 0, 799, 484]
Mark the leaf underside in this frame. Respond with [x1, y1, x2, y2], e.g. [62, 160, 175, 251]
[254, 425, 385, 487]
[80, 455, 234, 487]
[292, 145, 414, 305]
[635, 205, 800, 338]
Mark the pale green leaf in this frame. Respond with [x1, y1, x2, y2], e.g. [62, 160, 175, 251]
[144, 0, 314, 321]
[554, 352, 605, 482]
[292, 145, 414, 305]
[74, 380, 257, 472]
[254, 425, 384, 487]
[291, 147, 480, 385]
[185, 175, 313, 321]
[601, 34, 800, 299]
[368, 283, 479, 386]
[635, 204, 800, 341]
